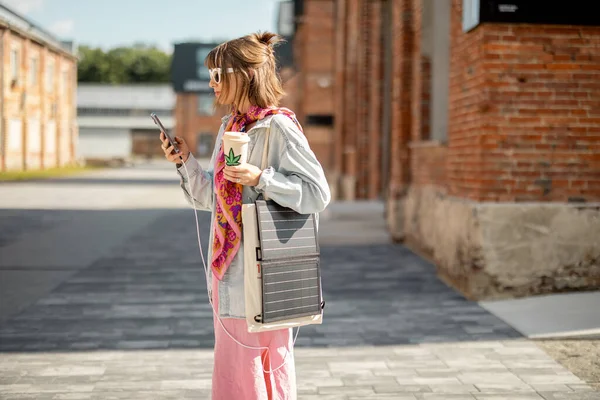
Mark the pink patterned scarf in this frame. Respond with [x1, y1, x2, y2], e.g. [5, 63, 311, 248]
[211, 105, 303, 280]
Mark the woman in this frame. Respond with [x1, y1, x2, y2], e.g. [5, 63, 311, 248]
[160, 31, 331, 400]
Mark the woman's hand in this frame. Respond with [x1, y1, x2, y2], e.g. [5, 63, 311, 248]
[224, 164, 263, 186]
[160, 132, 190, 164]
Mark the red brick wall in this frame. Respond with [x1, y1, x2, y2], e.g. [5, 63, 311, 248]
[341, 0, 360, 198]
[308, 0, 600, 203]
[291, 0, 335, 172]
[445, 0, 487, 201]
[367, 0, 383, 199]
[355, 0, 370, 198]
[410, 142, 447, 187]
[332, 0, 387, 199]
[388, 0, 414, 199]
[332, 0, 347, 185]
[410, 0, 423, 144]
[299, 1, 334, 116]
[477, 24, 600, 202]
[420, 56, 431, 141]
[406, 0, 444, 190]
[433, 0, 600, 202]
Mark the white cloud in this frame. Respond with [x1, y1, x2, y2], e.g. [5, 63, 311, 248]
[2, 0, 44, 14]
[49, 19, 74, 37]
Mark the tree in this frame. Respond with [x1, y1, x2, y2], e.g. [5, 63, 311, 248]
[77, 45, 172, 84]
[77, 46, 111, 82]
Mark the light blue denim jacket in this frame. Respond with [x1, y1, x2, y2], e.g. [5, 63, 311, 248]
[176, 114, 331, 318]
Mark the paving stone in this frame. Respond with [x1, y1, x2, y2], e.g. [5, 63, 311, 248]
[341, 377, 397, 386]
[567, 384, 596, 392]
[519, 373, 584, 385]
[458, 372, 526, 385]
[22, 384, 95, 394]
[529, 384, 574, 392]
[0, 384, 33, 394]
[415, 368, 461, 377]
[51, 395, 93, 400]
[379, 384, 432, 393]
[539, 392, 600, 400]
[429, 384, 480, 394]
[318, 386, 375, 395]
[348, 396, 416, 400]
[328, 361, 388, 372]
[474, 383, 535, 393]
[415, 394, 476, 400]
[396, 376, 461, 386]
[373, 369, 419, 378]
[474, 395, 545, 400]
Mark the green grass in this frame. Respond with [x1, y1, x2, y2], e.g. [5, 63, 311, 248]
[0, 165, 101, 182]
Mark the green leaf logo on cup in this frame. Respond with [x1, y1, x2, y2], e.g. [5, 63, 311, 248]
[225, 148, 242, 166]
[222, 132, 250, 167]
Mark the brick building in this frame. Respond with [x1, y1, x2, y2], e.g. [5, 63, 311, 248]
[0, 5, 78, 171]
[293, 0, 600, 299]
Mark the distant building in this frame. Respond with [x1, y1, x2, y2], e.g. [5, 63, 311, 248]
[170, 42, 227, 158]
[77, 84, 175, 161]
[0, 4, 78, 171]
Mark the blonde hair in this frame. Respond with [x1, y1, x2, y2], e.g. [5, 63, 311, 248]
[205, 31, 286, 112]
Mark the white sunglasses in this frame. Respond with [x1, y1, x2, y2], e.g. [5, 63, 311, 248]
[209, 67, 234, 84]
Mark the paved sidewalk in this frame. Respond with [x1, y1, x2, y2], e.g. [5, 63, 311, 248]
[0, 162, 598, 399]
[480, 292, 600, 339]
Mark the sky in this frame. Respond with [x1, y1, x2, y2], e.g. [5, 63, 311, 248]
[2, 0, 283, 52]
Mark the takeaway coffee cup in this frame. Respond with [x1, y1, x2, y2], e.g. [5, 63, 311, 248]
[222, 132, 250, 168]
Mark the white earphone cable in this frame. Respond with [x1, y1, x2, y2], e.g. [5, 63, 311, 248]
[180, 157, 299, 374]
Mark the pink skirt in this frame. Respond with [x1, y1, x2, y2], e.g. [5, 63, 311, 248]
[211, 277, 297, 400]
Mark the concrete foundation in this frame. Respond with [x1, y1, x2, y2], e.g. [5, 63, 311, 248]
[395, 185, 600, 300]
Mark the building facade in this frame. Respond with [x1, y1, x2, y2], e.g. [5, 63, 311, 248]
[293, 0, 600, 299]
[77, 84, 175, 162]
[170, 42, 228, 159]
[0, 5, 78, 172]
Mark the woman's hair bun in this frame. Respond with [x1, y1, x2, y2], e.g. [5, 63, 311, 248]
[254, 31, 285, 49]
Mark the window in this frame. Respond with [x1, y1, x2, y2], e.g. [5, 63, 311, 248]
[30, 57, 39, 86]
[277, 1, 295, 37]
[306, 114, 334, 126]
[46, 60, 54, 92]
[10, 48, 19, 82]
[61, 69, 69, 94]
[197, 93, 215, 115]
[196, 47, 212, 80]
[462, 0, 480, 32]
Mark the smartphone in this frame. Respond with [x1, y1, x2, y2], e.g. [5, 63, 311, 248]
[151, 113, 180, 154]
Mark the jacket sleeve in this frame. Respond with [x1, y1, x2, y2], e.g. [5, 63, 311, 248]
[176, 117, 230, 211]
[254, 115, 331, 214]
[176, 154, 215, 211]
